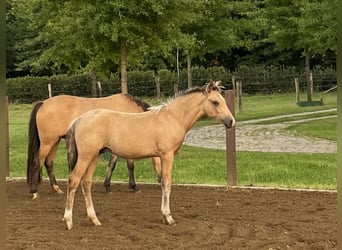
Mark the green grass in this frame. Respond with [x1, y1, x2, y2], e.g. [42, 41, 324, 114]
[234, 92, 337, 121]
[9, 144, 336, 190]
[7, 92, 337, 190]
[286, 117, 337, 141]
[252, 110, 337, 125]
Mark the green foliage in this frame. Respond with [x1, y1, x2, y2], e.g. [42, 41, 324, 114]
[6, 65, 336, 103]
[6, 0, 336, 79]
[11, 0, 200, 77]
[157, 69, 178, 96]
[127, 70, 156, 97]
[6, 74, 92, 103]
[262, 0, 337, 55]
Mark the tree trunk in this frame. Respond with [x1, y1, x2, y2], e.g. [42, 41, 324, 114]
[176, 48, 180, 83]
[305, 52, 312, 101]
[120, 37, 128, 94]
[90, 69, 97, 97]
[187, 53, 192, 88]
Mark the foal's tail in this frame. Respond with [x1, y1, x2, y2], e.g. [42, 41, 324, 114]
[27, 101, 44, 186]
[65, 121, 78, 172]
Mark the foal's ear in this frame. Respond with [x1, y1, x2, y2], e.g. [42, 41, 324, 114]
[215, 81, 222, 87]
[205, 80, 215, 93]
[205, 80, 222, 93]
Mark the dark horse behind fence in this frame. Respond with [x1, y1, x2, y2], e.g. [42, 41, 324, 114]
[63, 80, 235, 230]
[26, 93, 161, 199]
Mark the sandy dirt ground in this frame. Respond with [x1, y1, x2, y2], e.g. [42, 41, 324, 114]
[6, 179, 336, 250]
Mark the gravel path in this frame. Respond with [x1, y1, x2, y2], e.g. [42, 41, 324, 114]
[184, 109, 337, 154]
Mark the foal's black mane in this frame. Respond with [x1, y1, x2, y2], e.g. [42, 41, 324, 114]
[124, 94, 151, 111]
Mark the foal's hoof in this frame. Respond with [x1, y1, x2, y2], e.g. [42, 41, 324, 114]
[53, 185, 64, 194]
[63, 217, 73, 230]
[89, 217, 102, 227]
[163, 215, 176, 226]
[32, 192, 39, 200]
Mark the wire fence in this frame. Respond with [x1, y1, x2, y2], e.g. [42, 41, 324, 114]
[6, 65, 337, 103]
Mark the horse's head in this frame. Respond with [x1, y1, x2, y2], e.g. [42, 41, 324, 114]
[202, 80, 235, 129]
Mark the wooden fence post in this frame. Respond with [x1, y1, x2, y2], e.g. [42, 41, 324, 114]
[97, 81, 102, 97]
[231, 75, 236, 95]
[5, 96, 9, 177]
[295, 78, 300, 103]
[236, 80, 242, 113]
[225, 90, 237, 186]
[48, 84, 52, 98]
[309, 72, 313, 100]
[155, 77, 161, 99]
[173, 83, 179, 97]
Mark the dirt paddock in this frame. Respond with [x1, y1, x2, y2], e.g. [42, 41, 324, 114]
[6, 179, 336, 249]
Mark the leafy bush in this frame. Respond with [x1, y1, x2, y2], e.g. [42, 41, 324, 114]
[6, 74, 91, 103]
[6, 65, 336, 103]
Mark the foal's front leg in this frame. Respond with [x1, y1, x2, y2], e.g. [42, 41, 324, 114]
[82, 157, 102, 227]
[160, 153, 175, 225]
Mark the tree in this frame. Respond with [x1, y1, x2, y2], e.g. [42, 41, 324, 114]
[261, 0, 337, 101]
[19, 0, 197, 94]
[177, 0, 262, 87]
[6, 0, 44, 77]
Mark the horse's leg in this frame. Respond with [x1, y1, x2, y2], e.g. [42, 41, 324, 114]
[81, 156, 102, 227]
[63, 158, 90, 230]
[127, 159, 138, 192]
[160, 153, 175, 225]
[45, 141, 64, 194]
[152, 157, 162, 183]
[103, 154, 118, 192]
[30, 143, 51, 199]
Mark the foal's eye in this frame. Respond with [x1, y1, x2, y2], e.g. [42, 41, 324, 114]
[211, 101, 219, 107]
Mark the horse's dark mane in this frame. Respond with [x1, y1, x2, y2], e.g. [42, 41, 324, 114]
[178, 86, 204, 97]
[176, 83, 223, 97]
[124, 94, 151, 111]
[149, 82, 223, 112]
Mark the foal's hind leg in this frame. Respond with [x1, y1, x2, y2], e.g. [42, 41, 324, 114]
[103, 154, 118, 192]
[64, 156, 98, 230]
[45, 141, 63, 194]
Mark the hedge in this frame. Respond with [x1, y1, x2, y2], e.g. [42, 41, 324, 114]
[6, 65, 336, 103]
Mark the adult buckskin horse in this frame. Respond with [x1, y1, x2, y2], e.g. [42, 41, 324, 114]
[26, 93, 161, 199]
[63, 81, 235, 230]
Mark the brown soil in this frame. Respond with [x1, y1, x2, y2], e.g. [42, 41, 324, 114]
[6, 179, 336, 250]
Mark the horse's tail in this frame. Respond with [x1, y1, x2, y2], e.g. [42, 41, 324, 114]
[65, 121, 78, 172]
[27, 101, 44, 186]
